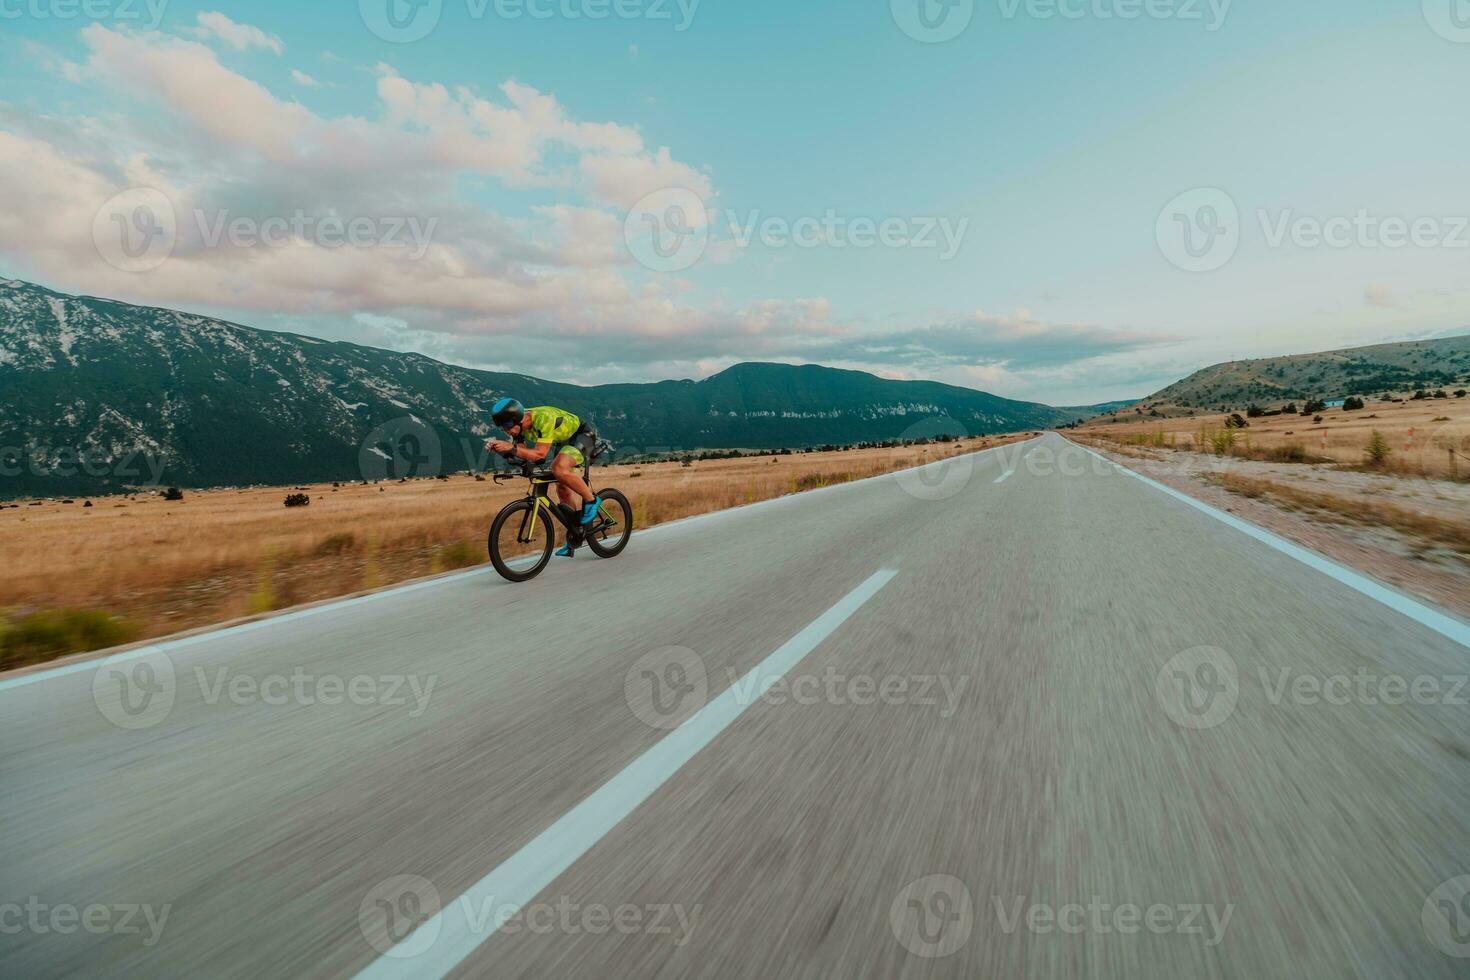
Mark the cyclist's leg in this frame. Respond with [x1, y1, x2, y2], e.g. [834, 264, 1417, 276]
[550, 448, 595, 505]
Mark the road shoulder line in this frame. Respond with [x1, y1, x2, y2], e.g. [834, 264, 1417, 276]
[1066, 437, 1470, 650]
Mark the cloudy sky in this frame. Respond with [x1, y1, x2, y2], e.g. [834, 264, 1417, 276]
[2, 1, 1468, 404]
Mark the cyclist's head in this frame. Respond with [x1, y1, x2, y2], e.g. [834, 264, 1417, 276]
[491, 397, 526, 433]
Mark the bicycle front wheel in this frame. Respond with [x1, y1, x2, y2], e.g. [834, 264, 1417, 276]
[488, 499, 555, 582]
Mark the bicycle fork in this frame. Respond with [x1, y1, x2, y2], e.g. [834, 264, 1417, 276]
[518, 496, 553, 544]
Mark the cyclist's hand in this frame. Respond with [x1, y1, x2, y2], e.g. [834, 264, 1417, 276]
[486, 439, 513, 454]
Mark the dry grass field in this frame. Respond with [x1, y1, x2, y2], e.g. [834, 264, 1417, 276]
[0, 434, 1031, 670]
[1080, 397, 1470, 479]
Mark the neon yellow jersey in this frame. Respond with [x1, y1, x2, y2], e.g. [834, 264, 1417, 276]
[521, 406, 581, 446]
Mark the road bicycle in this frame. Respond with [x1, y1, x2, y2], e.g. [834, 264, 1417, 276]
[486, 442, 632, 582]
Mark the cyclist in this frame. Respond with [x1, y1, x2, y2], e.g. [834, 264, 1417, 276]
[485, 397, 601, 557]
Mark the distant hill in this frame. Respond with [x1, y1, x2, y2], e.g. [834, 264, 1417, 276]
[1060, 399, 1139, 418]
[0, 278, 1088, 496]
[1108, 335, 1470, 420]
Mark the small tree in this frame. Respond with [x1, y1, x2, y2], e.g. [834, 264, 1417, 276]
[162, 487, 184, 501]
[1342, 396, 1365, 411]
[1364, 431, 1392, 468]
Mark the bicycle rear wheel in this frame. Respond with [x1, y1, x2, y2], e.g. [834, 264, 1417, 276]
[584, 488, 633, 558]
[488, 499, 555, 581]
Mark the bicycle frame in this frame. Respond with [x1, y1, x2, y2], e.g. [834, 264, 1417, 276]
[495, 467, 615, 545]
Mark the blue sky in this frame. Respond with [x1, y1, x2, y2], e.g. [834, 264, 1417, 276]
[2, 0, 1468, 403]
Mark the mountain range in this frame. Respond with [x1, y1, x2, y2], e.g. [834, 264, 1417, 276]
[0, 278, 1115, 497]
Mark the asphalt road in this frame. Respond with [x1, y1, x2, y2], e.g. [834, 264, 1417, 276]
[4, 432, 1470, 978]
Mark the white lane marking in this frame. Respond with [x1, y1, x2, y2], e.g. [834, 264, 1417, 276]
[993, 469, 1015, 484]
[0, 441, 1031, 692]
[1066, 438, 1470, 650]
[354, 568, 898, 980]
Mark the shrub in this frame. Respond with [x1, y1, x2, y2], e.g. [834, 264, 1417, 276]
[1, 609, 141, 669]
[1364, 430, 1392, 467]
[284, 493, 310, 507]
[1225, 413, 1249, 429]
[1301, 399, 1327, 415]
[1197, 425, 1235, 455]
[246, 559, 280, 614]
[1269, 443, 1309, 463]
[1342, 396, 1365, 411]
[162, 487, 184, 501]
[432, 541, 481, 571]
[1247, 404, 1264, 418]
[314, 531, 356, 555]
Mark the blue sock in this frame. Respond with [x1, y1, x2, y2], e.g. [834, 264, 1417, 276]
[579, 495, 602, 524]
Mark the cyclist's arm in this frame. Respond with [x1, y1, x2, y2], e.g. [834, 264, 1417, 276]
[521, 441, 554, 463]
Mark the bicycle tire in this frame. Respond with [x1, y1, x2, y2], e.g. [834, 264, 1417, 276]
[488, 499, 555, 581]
[584, 487, 633, 558]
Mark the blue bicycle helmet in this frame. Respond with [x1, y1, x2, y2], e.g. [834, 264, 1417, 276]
[491, 397, 524, 429]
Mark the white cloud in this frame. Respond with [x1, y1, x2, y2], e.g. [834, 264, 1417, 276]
[0, 24, 737, 362]
[0, 22, 1180, 399]
[187, 12, 285, 55]
[290, 69, 323, 89]
[579, 145, 713, 211]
